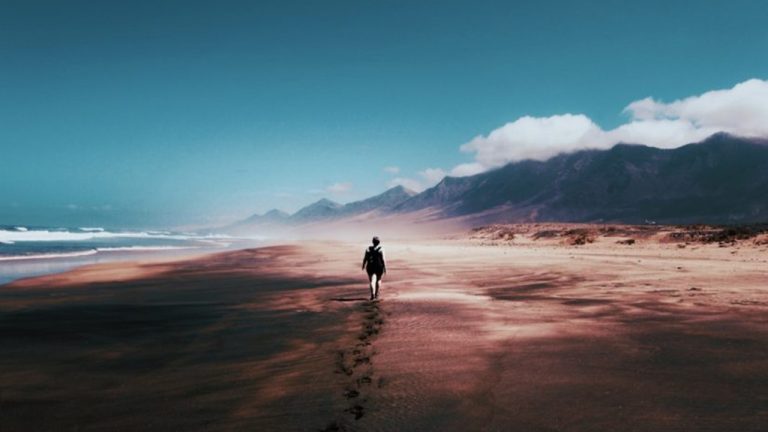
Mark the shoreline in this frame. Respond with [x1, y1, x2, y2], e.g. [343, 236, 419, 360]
[0, 246, 223, 287]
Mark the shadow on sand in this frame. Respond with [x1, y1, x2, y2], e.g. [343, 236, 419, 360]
[329, 297, 370, 302]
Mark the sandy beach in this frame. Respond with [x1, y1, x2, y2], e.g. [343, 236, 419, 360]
[1, 227, 768, 431]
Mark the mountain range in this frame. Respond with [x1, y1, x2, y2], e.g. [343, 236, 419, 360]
[228, 184, 417, 230]
[233, 133, 768, 229]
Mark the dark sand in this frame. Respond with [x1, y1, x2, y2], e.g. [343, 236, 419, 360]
[1, 239, 767, 431]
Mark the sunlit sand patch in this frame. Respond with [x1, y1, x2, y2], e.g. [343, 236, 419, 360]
[232, 338, 334, 418]
[396, 289, 492, 304]
[482, 321, 566, 340]
[246, 290, 326, 313]
[241, 282, 367, 313]
[481, 317, 618, 341]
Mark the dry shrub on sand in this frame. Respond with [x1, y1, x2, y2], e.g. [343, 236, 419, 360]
[564, 228, 596, 246]
[469, 225, 516, 241]
[532, 225, 658, 243]
[597, 225, 658, 238]
[532, 229, 560, 240]
[666, 224, 768, 245]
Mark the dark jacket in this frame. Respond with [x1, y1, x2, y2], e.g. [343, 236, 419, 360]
[362, 245, 386, 273]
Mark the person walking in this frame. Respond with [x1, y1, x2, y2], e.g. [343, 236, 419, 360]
[362, 236, 386, 300]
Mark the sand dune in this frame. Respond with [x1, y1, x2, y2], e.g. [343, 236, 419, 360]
[1, 230, 767, 431]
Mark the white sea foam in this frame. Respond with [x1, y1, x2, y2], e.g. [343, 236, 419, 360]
[96, 246, 198, 252]
[79, 227, 105, 232]
[0, 250, 99, 261]
[196, 240, 235, 248]
[0, 245, 202, 262]
[0, 228, 231, 243]
[14, 226, 28, 232]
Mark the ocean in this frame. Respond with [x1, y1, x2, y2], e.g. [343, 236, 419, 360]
[0, 226, 261, 285]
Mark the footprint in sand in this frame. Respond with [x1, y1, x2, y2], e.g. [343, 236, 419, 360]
[326, 298, 386, 427]
[319, 421, 345, 432]
[345, 404, 365, 420]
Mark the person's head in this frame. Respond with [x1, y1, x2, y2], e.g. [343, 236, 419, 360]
[372, 236, 380, 246]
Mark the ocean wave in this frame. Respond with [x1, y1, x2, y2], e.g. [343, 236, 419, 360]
[0, 245, 204, 262]
[95, 246, 199, 252]
[79, 227, 105, 232]
[0, 250, 99, 261]
[0, 228, 231, 243]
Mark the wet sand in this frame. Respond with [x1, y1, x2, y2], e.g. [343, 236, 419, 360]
[1, 238, 767, 431]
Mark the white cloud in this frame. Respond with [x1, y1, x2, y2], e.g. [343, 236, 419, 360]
[450, 162, 486, 177]
[387, 168, 448, 192]
[388, 79, 768, 192]
[456, 78, 768, 174]
[420, 168, 446, 185]
[460, 114, 604, 167]
[327, 182, 353, 194]
[383, 166, 400, 174]
[604, 118, 715, 150]
[388, 177, 424, 192]
[623, 79, 768, 137]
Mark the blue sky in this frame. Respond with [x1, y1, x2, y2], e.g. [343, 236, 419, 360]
[1, 0, 767, 228]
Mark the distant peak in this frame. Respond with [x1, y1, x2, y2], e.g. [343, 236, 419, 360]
[705, 131, 735, 140]
[313, 198, 340, 206]
[289, 197, 344, 220]
[698, 131, 768, 146]
[263, 209, 288, 217]
[385, 185, 417, 196]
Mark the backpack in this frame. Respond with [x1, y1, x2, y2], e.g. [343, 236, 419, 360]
[367, 246, 384, 269]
